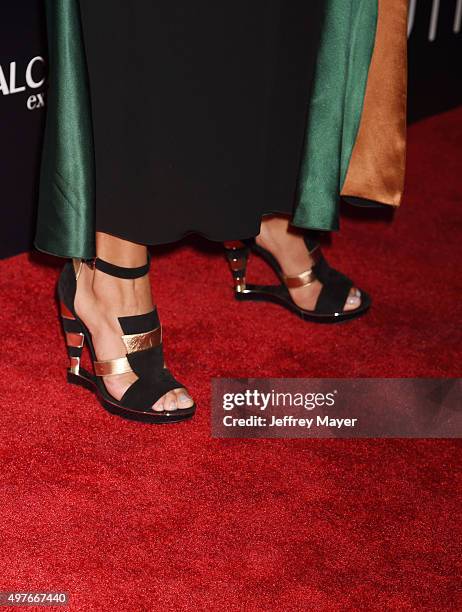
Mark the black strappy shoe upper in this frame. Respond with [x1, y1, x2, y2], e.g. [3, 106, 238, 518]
[224, 237, 370, 323]
[58, 256, 195, 424]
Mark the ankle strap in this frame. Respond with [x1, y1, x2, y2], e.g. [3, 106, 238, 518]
[93, 253, 151, 279]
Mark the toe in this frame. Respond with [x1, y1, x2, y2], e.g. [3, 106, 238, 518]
[174, 388, 194, 409]
[343, 286, 362, 312]
[152, 397, 165, 412]
[163, 391, 178, 412]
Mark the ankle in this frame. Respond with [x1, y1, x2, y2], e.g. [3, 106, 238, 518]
[257, 218, 311, 272]
[93, 272, 153, 316]
[257, 215, 300, 251]
[75, 264, 153, 321]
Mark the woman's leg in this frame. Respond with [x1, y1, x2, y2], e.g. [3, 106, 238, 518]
[257, 216, 361, 312]
[73, 232, 194, 411]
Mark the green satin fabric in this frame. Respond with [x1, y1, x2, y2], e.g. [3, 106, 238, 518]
[35, 0, 95, 259]
[35, 0, 377, 258]
[293, 0, 378, 231]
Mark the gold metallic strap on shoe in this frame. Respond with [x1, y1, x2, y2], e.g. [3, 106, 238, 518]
[121, 327, 162, 353]
[94, 356, 133, 377]
[281, 268, 317, 289]
[94, 327, 162, 376]
[281, 243, 321, 288]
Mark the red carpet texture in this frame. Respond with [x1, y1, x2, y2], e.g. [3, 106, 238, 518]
[1, 108, 461, 611]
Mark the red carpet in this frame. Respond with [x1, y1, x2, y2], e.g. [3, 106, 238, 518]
[1, 108, 461, 611]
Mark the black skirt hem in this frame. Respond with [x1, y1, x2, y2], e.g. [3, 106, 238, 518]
[34, 208, 334, 260]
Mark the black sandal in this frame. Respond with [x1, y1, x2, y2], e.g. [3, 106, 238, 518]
[57, 256, 196, 423]
[224, 237, 370, 323]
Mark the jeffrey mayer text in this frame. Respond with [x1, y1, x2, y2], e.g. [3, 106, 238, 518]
[223, 415, 358, 428]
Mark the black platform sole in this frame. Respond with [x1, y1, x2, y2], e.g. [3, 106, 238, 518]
[67, 368, 196, 424]
[235, 284, 371, 324]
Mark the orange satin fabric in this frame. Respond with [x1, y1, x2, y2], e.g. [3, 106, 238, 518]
[341, 0, 408, 206]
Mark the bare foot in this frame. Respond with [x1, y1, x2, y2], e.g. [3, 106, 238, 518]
[257, 216, 361, 312]
[73, 261, 194, 412]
